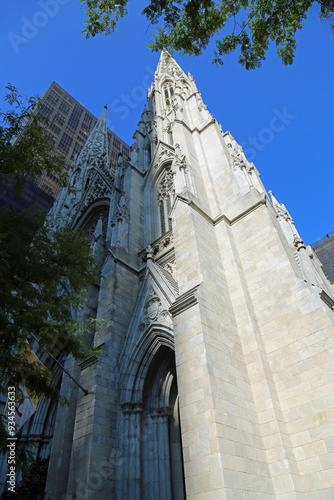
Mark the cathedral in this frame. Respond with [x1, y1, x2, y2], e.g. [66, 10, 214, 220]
[9, 52, 334, 499]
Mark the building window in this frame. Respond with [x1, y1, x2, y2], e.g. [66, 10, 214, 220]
[157, 167, 174, 235]
[113, 137, 121, 150]
[159, 202, 166, 234]
[163, 84, 174, 107]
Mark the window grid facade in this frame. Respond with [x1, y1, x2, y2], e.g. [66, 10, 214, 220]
[311, 230, 334, 284]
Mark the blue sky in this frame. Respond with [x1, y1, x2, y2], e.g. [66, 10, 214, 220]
[1, 0, 333, 244]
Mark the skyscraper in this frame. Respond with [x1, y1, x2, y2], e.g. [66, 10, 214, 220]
[2, 53, 333, 500]
[311, 230, 334, 284]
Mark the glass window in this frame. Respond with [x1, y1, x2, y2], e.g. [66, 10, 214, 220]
[157, 168, 175, 235]
[163, 84, 174, 107]
[160, 203, 166, 234]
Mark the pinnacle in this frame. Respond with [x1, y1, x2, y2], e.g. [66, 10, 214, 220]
[155, 50, 187, 79]
[76, 106, 109, 167]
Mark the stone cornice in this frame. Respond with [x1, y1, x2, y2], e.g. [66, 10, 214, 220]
[169, 284, 200, 317]
[128, 162, 146, 176]
[170, 193, 268, 228]
[174, 118, 216, 136]
[108, 248, 139, 275]
[215, 194, 268, 226]
[79, 355, 99, 371]
[319, 290, 334, 310]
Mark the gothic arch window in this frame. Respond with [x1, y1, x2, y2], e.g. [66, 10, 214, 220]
[84, 169, 95, 191]
[71, 169, 81, 187]
[157, 167, 175, 235]
[82, 208, 109, 244]
[163, 82, 174, 107]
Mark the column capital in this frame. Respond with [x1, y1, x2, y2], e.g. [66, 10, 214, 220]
[133, 403, 144, 414]
[160, 407, 171, 418]
[121, 402, 133, 415]
[149, 407, 160, 420]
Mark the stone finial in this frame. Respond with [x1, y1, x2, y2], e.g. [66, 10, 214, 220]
[268, 190, 280, 208]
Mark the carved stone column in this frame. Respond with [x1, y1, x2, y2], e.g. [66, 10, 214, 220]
[121, 403, 132, 499]
[159, 407, 172, 500]
[133, 404, 143, 500]
[150, 408, 160, 499]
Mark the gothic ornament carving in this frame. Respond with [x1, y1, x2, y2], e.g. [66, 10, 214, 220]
[155, 147, 175, 168]
[293, 235, 306, 251]
[173, 99, 184, 121]
[85, 174, 112, 207]
[137, 287, 172, 332]
[172, 143, 188, 171]
[157, 168, 175, 202]
[163, 260, 177, 281]
[113, 195, 129, 221]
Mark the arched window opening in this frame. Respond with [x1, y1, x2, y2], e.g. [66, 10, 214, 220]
[71, 169, 81, 187]
[82, 208, 109, 244]
[159, 202, 166, 234]
[157, 168, 175, 236]
[163, 83, 174, 107]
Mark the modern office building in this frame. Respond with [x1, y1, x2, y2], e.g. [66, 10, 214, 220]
[311, 230, 334, 284]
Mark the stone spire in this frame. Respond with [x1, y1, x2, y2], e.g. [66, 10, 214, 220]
[155, 50, 187, 80]
[48, 105, 113, 228]
[75, 105, 109, 169]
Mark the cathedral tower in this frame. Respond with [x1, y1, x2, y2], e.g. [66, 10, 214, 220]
[45, 52, 334, 499]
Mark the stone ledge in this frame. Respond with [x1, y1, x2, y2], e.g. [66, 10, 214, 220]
[79, 344, 105, 372]
[169, 284, 200, 317]
[319, 290, 334, 310]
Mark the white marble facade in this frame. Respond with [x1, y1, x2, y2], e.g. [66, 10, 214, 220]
[41, 52, 334, 499]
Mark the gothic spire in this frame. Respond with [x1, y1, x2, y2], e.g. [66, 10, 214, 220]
[75, 105, 109, 169]
[155, 50, 187, 80]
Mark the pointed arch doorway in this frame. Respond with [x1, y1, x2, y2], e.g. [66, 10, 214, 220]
[141, 345, 186, 500]
[116, 337, 186, 500]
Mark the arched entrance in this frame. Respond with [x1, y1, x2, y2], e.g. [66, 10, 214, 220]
[115, 335, 186, 500]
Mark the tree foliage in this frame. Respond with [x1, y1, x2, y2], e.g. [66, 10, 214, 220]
[0, 86, 101, 456]
[1, 456, 49, 500]
[81, 0, 334, 68]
